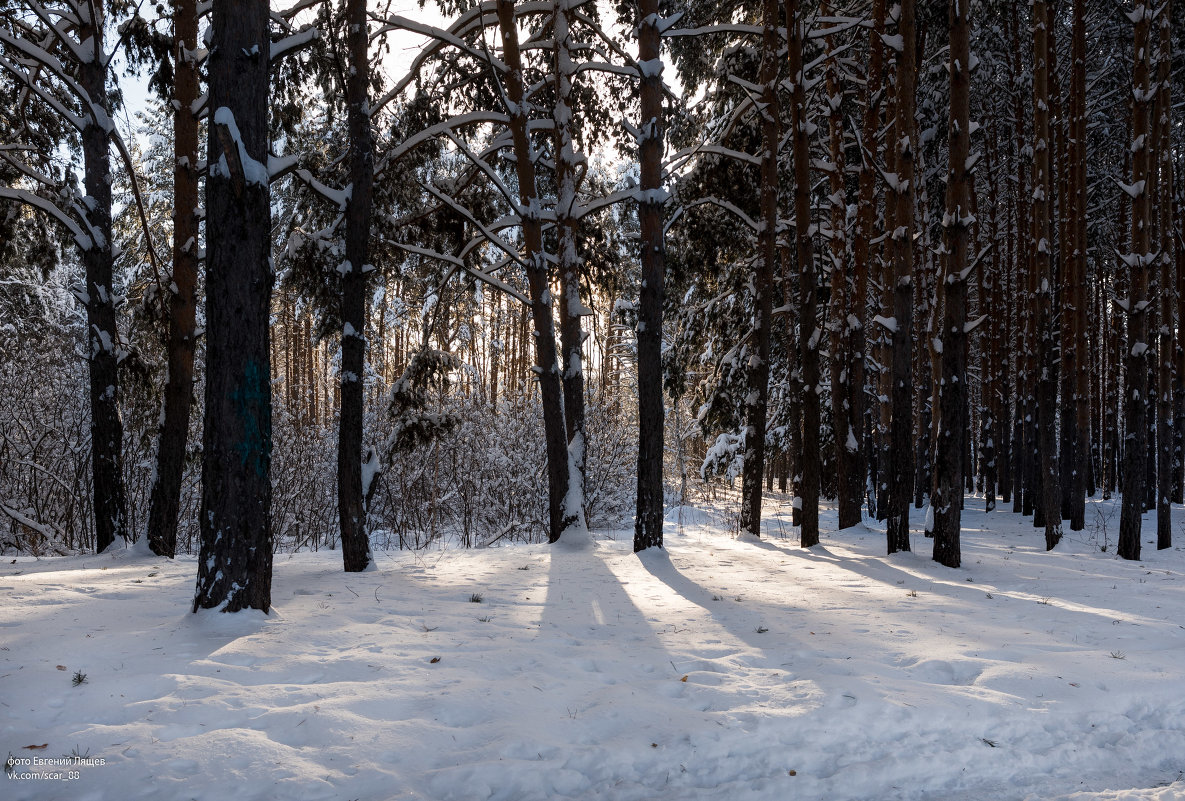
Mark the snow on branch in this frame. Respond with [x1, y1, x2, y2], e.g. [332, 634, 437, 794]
[0, 45, 87, 132]
[666, 143, 762, 172]
[0, 501, 60, 545]
[20, 0, 90, 65]
[572, 188, 635, 219]
[664, 24, 763, 38]
[443, 131, 519, 210]
[276, 0, 323, 23]
[372, 1, 552, 115]
[574, 61, 638, 79]
[0, 148, 57, 187]
[390, 241, 529, 306]
[0, 187, 92, 250]
[210, 107, 270, 189]
[377, 111, 510, 179]
[268, 153, 301, 180]
[270, 26, 319, 64]
[963, 315, 988, 334]
[808, 18, 865, 39]
[681, 197, 760, 232]
[372, 15, 507, 74]
[420, 180, 525, 267]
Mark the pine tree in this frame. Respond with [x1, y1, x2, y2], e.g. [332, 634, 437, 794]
[932, 0, 975, 568]
[193, 0, 274, 612]
[633, 0, 667, 552]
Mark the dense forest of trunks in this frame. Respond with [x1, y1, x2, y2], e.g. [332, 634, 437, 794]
[0, 0, 1181, 611]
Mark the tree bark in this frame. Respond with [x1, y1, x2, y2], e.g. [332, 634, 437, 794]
[788, 0, 820, 547]
[496, 0, 573, 543]
[194, 0, 273, 612]
[1153, 0, 1173, 549]
[853, 0, 886, 525]
[147, 0, 200, 559]
[739, 0, 781, 539]
[79, 6, 127, 554]
[932, 0, 972, 569]
[822, 5, 860, 530]
[1064, 0, 1089, 531]
[1031, 0, 1061, 550]
[634, 0, 666, 552]
[339, 0, 374, 572]
[553, 0, 590, 534]
[1119, 3, 1153, 562]
[885, 0, 917, 555]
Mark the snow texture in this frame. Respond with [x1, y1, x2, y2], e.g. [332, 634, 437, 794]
[3, 497, 1185, 800]
[209, 108, 269, 187]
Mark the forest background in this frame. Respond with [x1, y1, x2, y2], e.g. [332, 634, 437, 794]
[0, 0, 1182, 608]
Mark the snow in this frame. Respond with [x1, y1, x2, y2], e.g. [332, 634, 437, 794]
[209, 108, 269, 187]
[4, 496, 1185, 800]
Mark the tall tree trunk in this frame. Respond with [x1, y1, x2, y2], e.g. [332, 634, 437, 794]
[339, 0, 374, 572]
[1006, 4, 1034, 519]
[739, 0, 781, 539]
[496, 0, 574, 544]
[1175, 167, 1185, 506]
[553, 0, 590, 534]
[885, 0, 917, 555]
[932, 0, 972, 569]
[823, 6, 860, 530]
[1154, 0, 1173, 549]
[1119, 2, 1153, 562]
[147, 0, 200, 558]
[194, 0, 273, 612]
[788, 0, 820, 547]
[983, 121, 1002, 514]
[1032, 0, 1061, 550]
[634, 0, 666, 552]
[783, 240, 803, 527]
[78, 6, 126, 554]
[853, 0, 886, 525]
[1065, 0, 1089, 531]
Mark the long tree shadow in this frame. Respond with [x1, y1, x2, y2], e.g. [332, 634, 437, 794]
[635, 546, 787, 653]
[733, 525, 1176, 632]
[539, 545, 670, 655]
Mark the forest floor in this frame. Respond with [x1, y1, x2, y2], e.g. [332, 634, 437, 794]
[3, 494, 1185, 800]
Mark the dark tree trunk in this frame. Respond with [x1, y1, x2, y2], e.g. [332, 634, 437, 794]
[78, 10, 126, 554]
[1031, 0, 1061, 550]
[496, 0, 573, 543]
[783, 242, 803, 528]
[1170, 169, 1180, 507]
[885, 0, 916, 555]
[1005, 3, 1034, 519]
[788, 0, 820, 547]
[1065, 0, 1089, 532]
[932, 0, 971, 569]
[194, 0, 273, 612]
[853, 0, 886, 526]
[739, 0, 781, 539]
[1154, 0, 1173, 549]
[1119, 4, 1154, 562]
[823, 7, 860, 530]
[983, 121, 1003, 514]
[339, 0, 374, 572]
[634, 0, 666, 552]
[554, 0, 589, 532]
[147, 0, 200, 559]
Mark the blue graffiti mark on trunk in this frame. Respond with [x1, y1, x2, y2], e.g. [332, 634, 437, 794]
[233, 359, 271, 478]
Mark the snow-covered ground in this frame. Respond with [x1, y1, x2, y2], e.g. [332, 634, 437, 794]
[3, 494, 1185, 801]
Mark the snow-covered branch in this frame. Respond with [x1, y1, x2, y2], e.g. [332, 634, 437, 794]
[0, 187, 92, 250]
[389, 241, 529, 306]
[270, 26, 319, 64]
